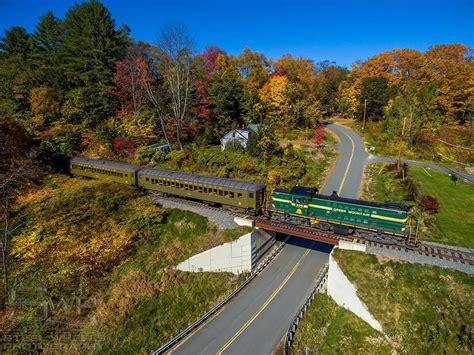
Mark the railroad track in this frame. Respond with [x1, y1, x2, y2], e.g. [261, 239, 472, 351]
[353, 238, 474, 266]
[147, 192, 474, 266]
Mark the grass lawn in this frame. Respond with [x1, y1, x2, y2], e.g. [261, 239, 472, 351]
[3, 176, 248, 353]
[292, 249, 473, 354]
[362, 163, 474, 248]
[291, 293, 391, 354]
[409, 167, 474, 247]
[333, 249, 474, 354]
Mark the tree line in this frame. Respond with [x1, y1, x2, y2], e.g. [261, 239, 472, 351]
[0, 0, 472, 157]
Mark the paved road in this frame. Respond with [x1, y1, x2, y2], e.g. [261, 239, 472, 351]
[368, 155, 474, 183]
[172, 238, 331, 355]
[322, 123, 369, 198]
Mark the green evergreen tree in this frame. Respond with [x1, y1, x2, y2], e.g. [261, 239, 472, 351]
[0, 27, 32, 118]
[30, 11, 64, 89]
[59, 0, 127, 126]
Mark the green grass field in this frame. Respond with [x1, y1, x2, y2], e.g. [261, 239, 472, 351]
[292, 249, 473, 354]
[333, 249, 474, 354]
[362, 163, 474, 248]
[291, 293, 390, 354]
[3, 176, 248, 353]
[409, 167, 474, 247]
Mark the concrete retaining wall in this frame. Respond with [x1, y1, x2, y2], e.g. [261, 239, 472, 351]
[327, 250, 383, 332]
[339, 240, 367, 252]
[177, 229, 274, 274]
[234, 216, 254, 227]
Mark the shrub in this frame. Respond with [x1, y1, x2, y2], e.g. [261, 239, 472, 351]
[403, 177, 419, 201]
[268, 170, 281, 186]
[134, 147, 155, 164]
[168, 149, 187, 165]
[241, 161, 254, 172]
[152, 150, 168, 163]
[302, 175, 311, 186]
[112, 137, 136, 156]
[419, 195, 440, 214]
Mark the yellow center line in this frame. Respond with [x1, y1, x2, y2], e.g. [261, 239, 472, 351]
[337, 131, 355, 196]
[216, 248, 311, 355]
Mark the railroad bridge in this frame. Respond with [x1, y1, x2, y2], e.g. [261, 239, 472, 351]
[254, 218, 345, 246]
[252, 217, 474, 267]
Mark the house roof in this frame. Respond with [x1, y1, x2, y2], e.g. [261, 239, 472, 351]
[247, 123, 260, 133]
[139, 168, 266, 192]
[71, 157, 142, 173]
[222, 129, 251, 141]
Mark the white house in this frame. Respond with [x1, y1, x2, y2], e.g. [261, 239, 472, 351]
[220, 124, 260, 151]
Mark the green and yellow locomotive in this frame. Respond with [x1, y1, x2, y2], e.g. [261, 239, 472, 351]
[269, 186, 417, 242]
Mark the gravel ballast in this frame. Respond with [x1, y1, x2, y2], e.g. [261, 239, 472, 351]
[154, 197, 239, 229]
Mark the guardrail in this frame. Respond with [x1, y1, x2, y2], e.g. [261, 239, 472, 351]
[151, 237, 288, 355]
[283, 264, 329, 355]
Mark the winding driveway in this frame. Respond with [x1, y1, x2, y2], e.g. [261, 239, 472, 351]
[324, 122, 474, 199]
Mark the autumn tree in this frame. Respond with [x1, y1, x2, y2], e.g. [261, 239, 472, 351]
[236, 48, 270, 89]
[201, 45, 226, 76]
[423, 44, 472, 122]
[0, 117, 35, 307]
[256, 123, 278, 164]
[236, 48, 270, 124]
[153, 25, 195, 149]
[113, 41, 149, 115]
[259, 74, 291, 126]
[137, 55, 172, 148]
[318, 65, 348, 116]
[208, 53, 245, 131]
[358, 76, 397, 121]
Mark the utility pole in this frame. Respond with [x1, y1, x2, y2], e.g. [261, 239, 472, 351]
[362, 99, 367, 130]
[397, 116, 407, 171]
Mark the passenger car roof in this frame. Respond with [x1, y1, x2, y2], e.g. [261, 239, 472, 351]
[70, 157, 142, 173]
[139, 168, 266, 192]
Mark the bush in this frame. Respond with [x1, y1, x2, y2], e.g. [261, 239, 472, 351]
[134, 147, 155, 164]
[168, 149, 188, 166]
[112, 137, 136, 156]
[268, 169, 281, 186]
[152, 150, 168, 164]
[40, 131, 82, 154]
[241, 161, 254, 172]
[224, 140, 245, 153]
[419, 195, 440, 214]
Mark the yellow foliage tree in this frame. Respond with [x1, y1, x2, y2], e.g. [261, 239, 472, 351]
[29, 86, 61, 128]
[259, 75, 291, 125]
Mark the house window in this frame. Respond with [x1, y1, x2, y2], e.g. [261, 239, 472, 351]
[249, 193, 254, 198]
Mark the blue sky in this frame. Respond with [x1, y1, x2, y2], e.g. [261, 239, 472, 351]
[1, 0, 472, 67]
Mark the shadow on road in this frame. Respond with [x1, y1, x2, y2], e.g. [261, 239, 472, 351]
[276, 233, 334, 253]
